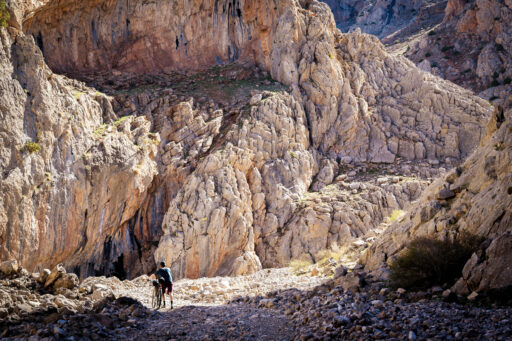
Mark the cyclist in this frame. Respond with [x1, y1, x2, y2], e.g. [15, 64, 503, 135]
[155, 261, 173, 309]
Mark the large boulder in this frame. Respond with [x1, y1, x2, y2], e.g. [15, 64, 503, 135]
[53, 273, 79, 290]
[0, 260, 19, 276]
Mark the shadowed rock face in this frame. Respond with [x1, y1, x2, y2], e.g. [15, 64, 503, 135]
[401, 0, 512, 102]
[320, 0, 447, 41]
[23, 0, 294, 75]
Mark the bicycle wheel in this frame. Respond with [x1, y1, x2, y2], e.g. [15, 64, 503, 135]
[156, 286, 162, 309]
[152, 285, 161, 309]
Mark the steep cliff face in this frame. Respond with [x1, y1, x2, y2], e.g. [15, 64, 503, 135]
[23, 0, 301, 77]
[0, 0, 494, 280]
[364, 100, 512, 295]
[0, 15, 158, 278]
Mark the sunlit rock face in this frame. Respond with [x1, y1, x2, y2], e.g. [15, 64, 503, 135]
[0, 0, 494, 281]
[0, 26, 158, 278]
[23, 0, 301, 76]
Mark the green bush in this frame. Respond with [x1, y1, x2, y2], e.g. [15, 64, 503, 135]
[0, 1, 9, 28]
[21, 142, 41, 154]
[389, 233, 484, 290]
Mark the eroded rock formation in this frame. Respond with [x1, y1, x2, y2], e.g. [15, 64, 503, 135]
[364, 101, 512, 295]
[0, 0, 494, 281]
[0, 6, 158, 278]
[401, 0, 512, 102]
[320, 0, 447, 42]
[23, 0, 302, 76]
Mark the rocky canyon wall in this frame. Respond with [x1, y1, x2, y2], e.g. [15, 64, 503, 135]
[364, 100, 512, 295]
[23, 0, 296, 76]
[378, 0, 512, 104]
[0, 0, 494, 280]
[0, 4, 158, 278]
[320, 0, 447, 41]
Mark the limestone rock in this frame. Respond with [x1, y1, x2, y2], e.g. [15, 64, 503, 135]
[0, 23, 157, 277]
[401, 0, 512, 103]
[53, 273, 79, 290]
[0, 260, 18, 276]
[0, 0, 494, 281]
[320, 0, 447, 42]
[364, 106, 512, 294]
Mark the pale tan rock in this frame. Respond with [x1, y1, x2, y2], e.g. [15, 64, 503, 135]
[0, 26, 157, 278]
[0, 0, 495, 281]
[0, 260, 18, 276]
[364, 107, 512, 294]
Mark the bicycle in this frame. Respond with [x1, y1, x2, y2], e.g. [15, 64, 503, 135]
[151, 279, 162, 309]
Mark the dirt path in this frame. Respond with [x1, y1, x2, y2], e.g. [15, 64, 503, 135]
[133, 305, 295, 340]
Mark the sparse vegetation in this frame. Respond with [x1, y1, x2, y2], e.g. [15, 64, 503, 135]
[489, 79, 500, 88]
[289, 259, 313, 275]
[93, 124, 107, 137]
[389, 209, 405, 223]
[316, 249, 343, 264]
[428, 30, 436, 36]
[494, 142, 505, 151]
[504, 78, 511, 85]
[496, 44, 505, 52]
[0, 1, 10, 28]
[425, 52, 431, 58]
[72, 90, 85, 99]
[290, 151, 297, 159]
[389, 233, 484, 290]
[114, 115, 132, 126]
[20, 141, 41, 154]
[441, 45, 454, 53]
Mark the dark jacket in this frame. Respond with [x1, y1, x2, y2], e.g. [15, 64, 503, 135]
[155, 267, 173, 283]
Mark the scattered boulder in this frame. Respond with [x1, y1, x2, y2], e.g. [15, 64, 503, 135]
[44, 264, 67, 289]
[53, 273, 79, 290]
[0, 260, 18, 276]
[341, 272, 364, 292]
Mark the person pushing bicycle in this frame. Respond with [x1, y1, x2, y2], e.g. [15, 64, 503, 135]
[155, 261, 174, 309]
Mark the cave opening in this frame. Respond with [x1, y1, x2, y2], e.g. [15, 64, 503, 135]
[35, 31, 44, 55]
[176, 37, 179, 49]
[112, 254, 126, 280]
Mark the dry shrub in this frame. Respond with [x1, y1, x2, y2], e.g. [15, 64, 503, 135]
[390, 233, 484, 289]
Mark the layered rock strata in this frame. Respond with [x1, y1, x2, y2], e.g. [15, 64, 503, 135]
[364, 102, 512, 295]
